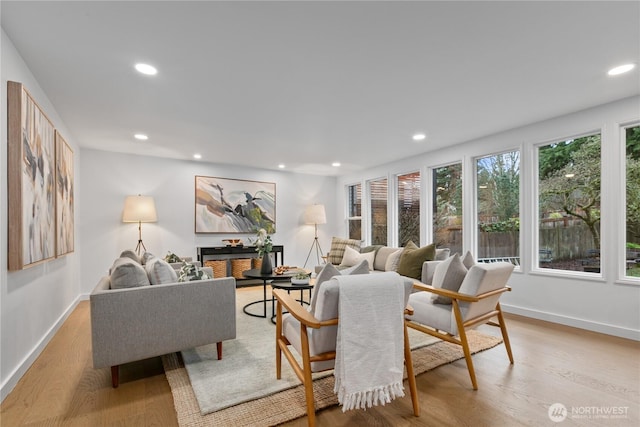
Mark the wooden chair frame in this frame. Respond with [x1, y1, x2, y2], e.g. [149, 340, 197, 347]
[274, 289, 419, 427]
[406, 282, 514, 390]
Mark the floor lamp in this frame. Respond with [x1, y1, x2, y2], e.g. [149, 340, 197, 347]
[303, 204, 326, 268]
[122, 195, 157, 255]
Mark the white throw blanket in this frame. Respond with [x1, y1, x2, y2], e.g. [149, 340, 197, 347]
[333, 272, 406, 411]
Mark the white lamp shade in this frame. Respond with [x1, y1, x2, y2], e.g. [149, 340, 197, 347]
[303, 204, 326, 225]
[122, 195, 157, 223]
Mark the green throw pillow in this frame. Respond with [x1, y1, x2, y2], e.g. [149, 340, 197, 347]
[396, 241, 436, 280]
[178, 261, 211, 282]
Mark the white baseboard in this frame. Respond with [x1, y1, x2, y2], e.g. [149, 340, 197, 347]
[1, 296, 82, 402]
[502, 303, 640, 341]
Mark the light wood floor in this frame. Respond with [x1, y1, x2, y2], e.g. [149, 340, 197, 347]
[1, 291, 638, 426]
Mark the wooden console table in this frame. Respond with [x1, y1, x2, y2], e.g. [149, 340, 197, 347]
[197, 245, 284, 283]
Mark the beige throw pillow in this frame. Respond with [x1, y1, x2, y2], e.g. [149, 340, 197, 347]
[339, 245, 375, 271]
[309, 261, 369, 314]
[432, 253, 468, 304]
[384, 249, 403, 272]
[461, 251, 476, 269]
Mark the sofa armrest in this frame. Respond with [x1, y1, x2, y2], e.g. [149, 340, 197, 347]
[90, 277, 236, 369]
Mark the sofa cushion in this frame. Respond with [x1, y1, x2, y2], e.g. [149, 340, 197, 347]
[327, 237, 361, 265]
[384, 249, 403, 272]
[396, 241, 436, 280]
[432, 253, 468, 304]
[120, 249, 140, 264]
[374, 246, 399, 271]
[339, 245, 375, 271]
[145, 257, 178, 285]
[110, 257, 150, 289]
[141, 251, 155, 265]
[435, 248, 451, 261]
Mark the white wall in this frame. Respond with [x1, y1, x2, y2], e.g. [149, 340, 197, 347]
[1, 29, 82, 399]
[337, 96, 640, 340]
[78, 149, 338, 296]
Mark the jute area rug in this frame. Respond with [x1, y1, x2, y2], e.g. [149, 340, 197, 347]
[162, 287, 503, 427]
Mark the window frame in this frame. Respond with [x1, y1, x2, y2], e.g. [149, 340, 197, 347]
[367, 176, 389, 246]
[345, 182, 362, 242]
[396, 170, 421, 247]
[619, 121, 640, 284]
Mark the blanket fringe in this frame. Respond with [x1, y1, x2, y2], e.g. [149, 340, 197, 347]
[335, 381, 405, 412]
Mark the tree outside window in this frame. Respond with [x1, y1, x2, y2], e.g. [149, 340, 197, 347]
[538, 133, 601, 272]
[369, 178, 388, 245]
[433, 163, 462, 255]
[625, 125, 640, 278]
[347, 183, 361, 241]
[477, 151, 520, 262]
[398, 172, 420, 246]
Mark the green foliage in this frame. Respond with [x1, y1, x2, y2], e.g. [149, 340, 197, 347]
[477, 151, 520, 223]
[479, 218, 520, 232]
[627, 242, 640, 250]
[434, 163, 462, 235]
[626, 126, 640, 160]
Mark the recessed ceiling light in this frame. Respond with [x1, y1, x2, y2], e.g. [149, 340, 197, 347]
[332, 162, 341, 167]
[193, 153, 202, 159]
[278, 164, 285, 169]
[412, 133, 426, 141]
[134, 133, 148, 141]
[607, 63, 635, 76]
[135, 63, 158, 75]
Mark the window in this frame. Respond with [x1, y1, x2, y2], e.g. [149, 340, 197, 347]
[625, 124, 640, 278]
[369, 178, 388, 245]
[347, 183, 362, 241]
[433, 163, 462, 255]
[537, 133, 601, 272]
[397, 171, 420, 246]
[477, 151, 520, 264]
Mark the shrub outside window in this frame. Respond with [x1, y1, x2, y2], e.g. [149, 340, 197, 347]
[625, 125, 640, 278]
[477, 151, 520, 265]
[433, 163, 462, 255]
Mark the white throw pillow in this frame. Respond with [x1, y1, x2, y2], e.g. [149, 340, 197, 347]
[339, 245, 375, 271]
[432, 253, 468, 304]
[141, 251, 155, 265]
[120, 249, 140, 264]
[145, 257, 178, 285]
[384, 249, 403, 272]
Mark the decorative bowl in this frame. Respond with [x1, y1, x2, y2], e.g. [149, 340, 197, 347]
[291, 277, 310, 285]
[223, 238, 243, 247]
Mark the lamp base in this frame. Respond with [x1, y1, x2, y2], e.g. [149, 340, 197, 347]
[303, 237, 324, 268]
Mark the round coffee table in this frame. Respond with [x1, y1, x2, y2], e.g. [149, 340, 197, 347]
[270, 280, 314, 324]
[242, 269, 293, 318]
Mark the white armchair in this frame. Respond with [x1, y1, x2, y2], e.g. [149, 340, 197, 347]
[405, 261, 515, 390]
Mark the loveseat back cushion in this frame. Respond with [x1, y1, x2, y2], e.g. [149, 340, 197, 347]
[435, 248, 451, 261]
[327, 237, 361, 265]
[374, 247, 400, 271]
[110, 257, 150, 289]
[309, 260, 369, 314]
[145, 257, 178, 285]
[141, 251, 155, 265]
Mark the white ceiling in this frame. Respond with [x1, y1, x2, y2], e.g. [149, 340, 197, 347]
[2, 1, 639, 176]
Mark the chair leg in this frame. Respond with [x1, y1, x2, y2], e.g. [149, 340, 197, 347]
[111, 365, 119, 388]
[453, 301, 478, 390]
[300, 325, 316, 427]
[404, 322, 420, 416]
[276, 300, 283, 380]
[216, 342, 222, 360]
[496, 303, 514, 364]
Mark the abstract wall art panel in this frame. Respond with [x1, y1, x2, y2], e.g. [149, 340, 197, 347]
[7, 81, 56, 270]
[195, 176, 276, 234]
[55, 131, 74, 257]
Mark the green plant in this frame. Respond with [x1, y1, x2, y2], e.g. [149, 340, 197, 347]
[626, 242, 640, 250]
[252, 228, 272, 257]
[294, 272, 311, 280]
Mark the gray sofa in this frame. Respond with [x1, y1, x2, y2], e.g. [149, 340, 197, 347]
[90, 261, 236, 387]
